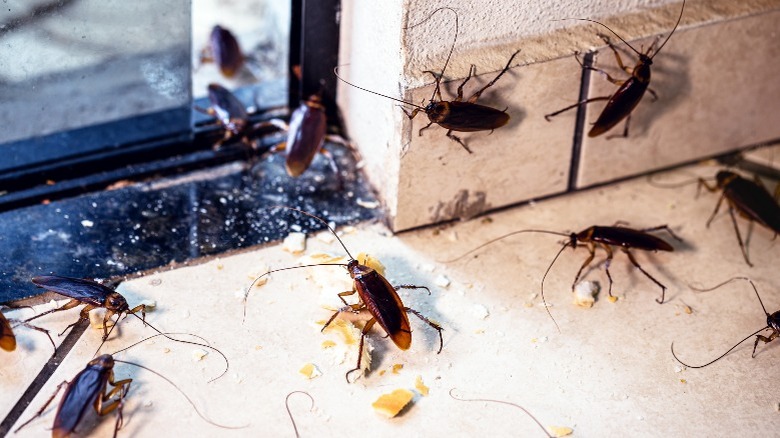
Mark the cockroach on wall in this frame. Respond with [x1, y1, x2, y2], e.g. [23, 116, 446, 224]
[698, 170, 780, 266]
[1, 307, 55, 353]
[545, 0, 686, 138]
[671, 277, 779, 368]
[15, 334, 243, 437]
[199, 25, 246, 79]
[446, 223, 682, 331]
[335, 7, 519, 153]
[244, 206, 444, 382]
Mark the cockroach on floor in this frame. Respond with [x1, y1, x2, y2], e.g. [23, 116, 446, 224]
[25, 275, 230, 381]
[697, 170, 780, 267]
[545, 0, 686, 138]
[199, 25, 245, 78]
[15, 334, 244, 437]
[446, 223, 682, 331]
[1, 306, 55, 353]
[244, 206, 444, 382]
[335, 7, 519, 154]
[671, 277, 779, 369]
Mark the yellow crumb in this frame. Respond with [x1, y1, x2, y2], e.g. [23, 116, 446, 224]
[392, 364, 403, 374]
[547, 425, 573, 437]
[683, 305, 693, 314]
[372, 389, 415, 418]
[680, 379, 687, 384]
[299, 363, 322, 379]
[414, 376, 429, 396]
[216, 264, 224, 270]
[255, 345, 263, 350]
[321, 340, 336, 349]
[322, 318, 360, 345]
[379, 370, 386, 376]
[356, 252, 385, 277]
[608, 296, 619, 303]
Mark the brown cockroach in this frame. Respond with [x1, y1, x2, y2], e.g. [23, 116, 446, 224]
[545, 0, 685, 138]
[698, 170, 780, 266]
[15, 334, 244, 437]
[25, 275, 229, 381]
[244, 206, 444, 382]
[199, 25, 245, 78]
[671, 277, 779, 368]
[335, 7, 519, 153]
[446, 223, 682, 331]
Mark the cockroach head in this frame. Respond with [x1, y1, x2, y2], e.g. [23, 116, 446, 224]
[715, 170, 736, 187]
[105, 292, 129, 313]
[90, 354, 115, 368]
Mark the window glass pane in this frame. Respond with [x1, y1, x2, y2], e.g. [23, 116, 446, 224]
[0, 0, 190, 170]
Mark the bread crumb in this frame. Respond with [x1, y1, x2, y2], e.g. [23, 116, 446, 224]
[608, 296, 619, 303]
[415, 376, 429, 396]
[573, 281, 598, 308]
[283, 232, 307, 253]
[321, 340, 336, 349]
[299, 363, 322, 379]
[372, 389, 415, 418]
[191, 349, 208, 361]
[392, 364, 403, 374]
[547, 425, 573, 437]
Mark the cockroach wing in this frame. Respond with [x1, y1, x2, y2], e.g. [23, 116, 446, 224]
[285, 101, 327, 177]
[31, 276, 112, 307]
[353, 269, 412, 350]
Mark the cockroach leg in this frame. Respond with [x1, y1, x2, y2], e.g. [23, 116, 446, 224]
[15, 320, 56, 351]
[422, 70, 447, 102]
[727, 206, 753, 267]
[447, 130, 472, 153]
[404, 307, 444, 353]
[638, 224, 684, 242]
[598, 34, 633, 75]
[466, 49, 521, 104]
[571, 243, 597, 291]
[346, 318, 377, 383]
[623, 248, 667, 303]
[753, 332, 779, 357]
[544, 96, 610, 121]
[394, 284, 431, 295]
[606, 113, 631, 139]
[14, 380, 70, 432]
[455, 65, 477, 101]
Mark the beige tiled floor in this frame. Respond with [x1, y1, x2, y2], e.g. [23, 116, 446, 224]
[3, 162, 780, 437]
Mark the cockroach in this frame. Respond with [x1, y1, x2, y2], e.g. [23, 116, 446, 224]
[697, 170, 780, 267]
[24, 275, 229, 381]
[449, 388, 553, 438]
[195, 83, 268, 149]
[15, 334, 245, 437]
[1, 306, 55, 353]
[446, 224, 682, 331]
[200, 25, 245, 78]
[544, 0, 686, 138]
[244, 206, 444, 382]
[671, 277, 779, 368]
[267, 93, 348, 181]
[335, 7, 519, 153]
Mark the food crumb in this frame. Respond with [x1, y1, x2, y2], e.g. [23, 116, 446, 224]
[415, 375, 429, 396]
[547, 426, 573, 437]
[608, 296, 619, 303]
[680, 379, 687, 384]
[282, 232, 307, 253]
[392, 364, 404, 374]
[88, 308, 113, 330]
[372, 389, 415, 418]
[162, 347, 171, 354]
[191, 349, 208, 361]
[321, 340, 336, 349]
[299, 363, 322, 379]
[434, 275, 451, 288]
[573, 281, 599, 308]
[139, 299, 156, 310]
[473, 304, 490, 320]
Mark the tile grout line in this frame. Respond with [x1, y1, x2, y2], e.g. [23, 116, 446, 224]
[566, 51, 594, 192]
[0, 321, 89, 436]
